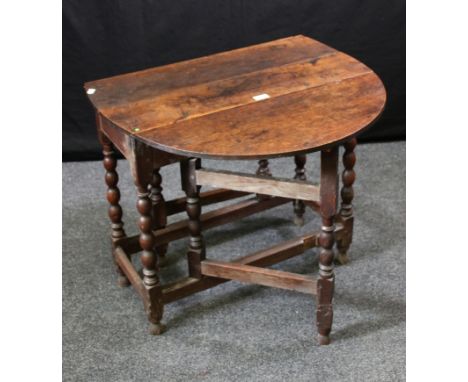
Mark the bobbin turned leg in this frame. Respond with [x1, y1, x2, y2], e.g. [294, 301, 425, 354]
[316, 147, 339, 345]
[293, 154, 307, 226]
[97, 125, 129, 287]
[181, 158, 205, 278]
[149, 167, 168, 267]
[135, 183, 165, 334]
[128, 140, 165, 335]
[336, 138, 357, 265]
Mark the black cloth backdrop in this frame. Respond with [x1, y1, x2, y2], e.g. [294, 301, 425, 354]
[63, 0, 405, 161]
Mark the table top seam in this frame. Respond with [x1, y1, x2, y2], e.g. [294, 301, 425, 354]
[134, 69, 374, 138]
[98, 51, 341, 126]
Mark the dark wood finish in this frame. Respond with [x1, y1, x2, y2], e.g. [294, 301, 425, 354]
[201, 260, 317, 294]
[96, 116, 129, 287]
[135, 73, 384, 159]
[86, 36, 333, 117]
[149, 168, 169, 264]
[149, 168, 166, 228]
[293, 154, 307, 226]
[316, 278, 335, 345]
[136, 183, 165, 334]
[129, 139, 165, 335]
[85, 35, 386, 160]
[181, 158, 205, 278]
[317, 148, 339, 345]
[101, 138, 126, 241]
[87, 36, 384, 344]
[195, 169, 320, 201]
[98, 114, 184, 168]
[336, 138, 357, 265]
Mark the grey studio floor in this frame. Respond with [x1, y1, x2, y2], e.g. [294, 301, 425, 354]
[63, 141, 405, 382]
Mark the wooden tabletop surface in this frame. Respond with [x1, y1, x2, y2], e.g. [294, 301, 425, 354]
[85, 35, 386, 159]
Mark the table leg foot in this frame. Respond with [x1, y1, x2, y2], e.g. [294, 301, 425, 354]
[293, 215, 305, 227]
[317, 333, 331, 346]
[335, 251, 350, 265]
[136, 177, 165, 336]
[255, 159, 272, 200]
[149, 322, 166, 335]
[316, 273, 334, 346]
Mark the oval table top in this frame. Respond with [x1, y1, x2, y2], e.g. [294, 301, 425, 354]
[85, 35, 386, 160]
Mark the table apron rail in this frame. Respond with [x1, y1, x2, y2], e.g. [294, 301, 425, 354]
[195, 168, 320, 202]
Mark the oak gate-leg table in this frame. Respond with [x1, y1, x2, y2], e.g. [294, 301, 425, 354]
[85, 35, 386, 344]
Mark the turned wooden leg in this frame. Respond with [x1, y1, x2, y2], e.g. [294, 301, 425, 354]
[316, 147, 339, 345]
[97, 127, 129, 287]
[126, 138, 166, 335]
[181, 158, 205, 278]
[293, 154, 307, 226]
[336, 138, 357, 265]
[136, 182, 165, 335]
[149, 167, 168, 267]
